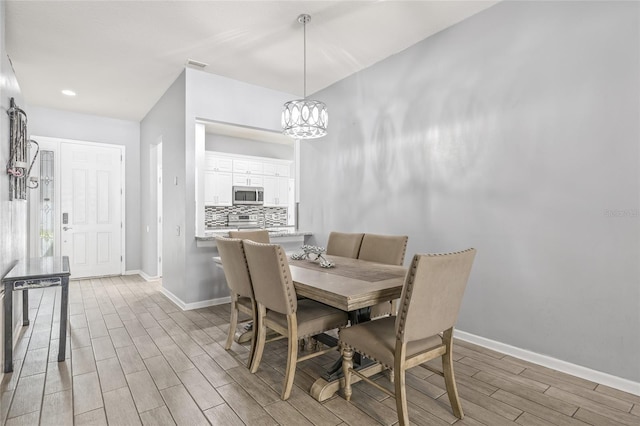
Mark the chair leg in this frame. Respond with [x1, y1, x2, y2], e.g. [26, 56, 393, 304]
[342, 346, 354, 401]
[250, 305, 267, 373]
[225, 300, 238, 350]
[281, 315, 298, 400]
[394, 367, 409, 426]
[245, 302, 258, 369]
[394, 341, 409, 426]
[442, 328, 464, 419]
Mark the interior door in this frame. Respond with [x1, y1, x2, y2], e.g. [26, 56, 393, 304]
[60, 142, 123, 278]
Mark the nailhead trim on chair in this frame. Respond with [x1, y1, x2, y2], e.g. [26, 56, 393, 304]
[395, 248, 476, 341]
[276, 245, 297, 314]
[246, 241, 298, 314]
[396, 254, 419, 340]
[399, 237, 408, 266]
[341, 342, 394, 370]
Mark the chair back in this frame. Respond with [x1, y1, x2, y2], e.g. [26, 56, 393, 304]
[326, 232, 364, 258]
[395, 249, 476, 342]
[229, 229, 270, 243]
[243, 240, 297, 315]
[215, 236, 254, 299]
[358, 233, 408, 266]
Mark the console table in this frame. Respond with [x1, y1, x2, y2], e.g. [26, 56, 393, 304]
[2, 256, 70, 373]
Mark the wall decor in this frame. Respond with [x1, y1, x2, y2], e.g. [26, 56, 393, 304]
[6, 97, 39, 200]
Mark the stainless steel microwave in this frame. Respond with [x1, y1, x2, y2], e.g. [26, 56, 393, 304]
[232, 186, 264, 205]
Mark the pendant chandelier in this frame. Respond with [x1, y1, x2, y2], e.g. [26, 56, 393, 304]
[282, 14, 328, 139]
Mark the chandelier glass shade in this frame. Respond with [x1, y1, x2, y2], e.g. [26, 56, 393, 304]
[282, 99, 328, 139]
[282, 14, 328, 139]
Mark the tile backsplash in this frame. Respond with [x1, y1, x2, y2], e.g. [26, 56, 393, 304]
[205, 206, 288, 228]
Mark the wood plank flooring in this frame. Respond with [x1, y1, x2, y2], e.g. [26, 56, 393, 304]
[1, 275, 638, 425]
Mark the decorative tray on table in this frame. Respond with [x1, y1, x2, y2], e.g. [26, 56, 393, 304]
[290, 245, 334, 268]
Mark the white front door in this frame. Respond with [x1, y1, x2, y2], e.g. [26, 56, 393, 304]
[60, 142, 123, 278]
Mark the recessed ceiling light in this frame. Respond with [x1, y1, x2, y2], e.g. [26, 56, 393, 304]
[61, 89, 76, 97]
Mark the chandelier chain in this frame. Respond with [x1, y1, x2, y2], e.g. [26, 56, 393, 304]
[282, 13, 327, 139]
[303, 17, 306, 99]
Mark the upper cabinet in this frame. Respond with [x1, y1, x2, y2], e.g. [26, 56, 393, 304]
[263, 175, 290, 207]
[232, 174, 263, 187]
[262, 162, 290, 178]
[262, 159, 291, 206]
[204, 154, 233, 206]
[204, 171, 233, 206]
[233, 159, 263, 175]
[205, 155, 233, 172]
[204, 152, 293, 206]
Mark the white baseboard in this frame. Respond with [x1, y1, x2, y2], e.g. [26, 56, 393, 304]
[135, 270, 160, 282]
[455, 329, 640, 396]
[161, 287, 231, 311]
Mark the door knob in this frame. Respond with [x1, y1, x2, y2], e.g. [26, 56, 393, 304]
[63, 226, 73, 231]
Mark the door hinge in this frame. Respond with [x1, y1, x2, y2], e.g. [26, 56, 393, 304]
[120, 256, 123, 261]
[121, 222, 123, 229]
[159, 256, 162, 263]
[121, 154, 123, 161]
[120, 188, 123, 195]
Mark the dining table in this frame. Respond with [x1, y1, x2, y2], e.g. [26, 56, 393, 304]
[213, 253, 407, 401]
[288, 255, 408, 401]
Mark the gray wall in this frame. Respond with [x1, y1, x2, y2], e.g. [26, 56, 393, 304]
[0, 0, 28, 356]
[130, 67, 296, 305]
[300, 1, 639, 381]
[181, 68, 294, 304]
[28, 107, 141, 271]
[205, 133, 293, 160]
[140, 72, 186, 294]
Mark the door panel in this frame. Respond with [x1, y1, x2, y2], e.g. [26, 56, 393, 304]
[61, 142, 122, 278]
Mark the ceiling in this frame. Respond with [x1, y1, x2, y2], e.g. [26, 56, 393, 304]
[5, 1, 498, 122]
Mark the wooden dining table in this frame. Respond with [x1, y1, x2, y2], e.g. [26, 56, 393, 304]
[288, 255, 407, 401]
[213, 253, 408, 401]
[289, 255, 406, 312]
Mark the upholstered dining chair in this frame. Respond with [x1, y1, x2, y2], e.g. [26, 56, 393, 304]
[358, 233, 409, 317]
[358, 233, 408, 266]
[215, 236, 258, 368]
[326, 231, 365, 258]
[339, 248, 476, 425]
[228, 229, 270, 243]
[243, 240, 349, 400]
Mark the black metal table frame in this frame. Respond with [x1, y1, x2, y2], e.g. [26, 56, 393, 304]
[3, 257, 70, 373]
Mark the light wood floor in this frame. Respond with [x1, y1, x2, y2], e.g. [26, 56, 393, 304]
[1, 275, 638, 425]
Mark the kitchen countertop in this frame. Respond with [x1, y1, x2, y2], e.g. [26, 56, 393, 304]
[195, 227, 312, 241]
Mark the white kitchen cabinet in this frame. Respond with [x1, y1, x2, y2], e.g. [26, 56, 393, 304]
[263, 175, 290, 206]
[203, 153, 292, 205]
[233, 174, 263, 187]
[204, 171, 232, 205]
[233, 159, 263, 175]
[205, 154, 233, 172]
[262, 161, 291, 177]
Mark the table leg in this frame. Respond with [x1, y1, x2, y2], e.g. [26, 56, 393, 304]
[320, 307, 374, 382]
[311, 362, 385, 402]
[22, 289, 29, 326]
[234, 321, 253, 344]
[58, 277, 69, 362]
[4, 282, 13, 373]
